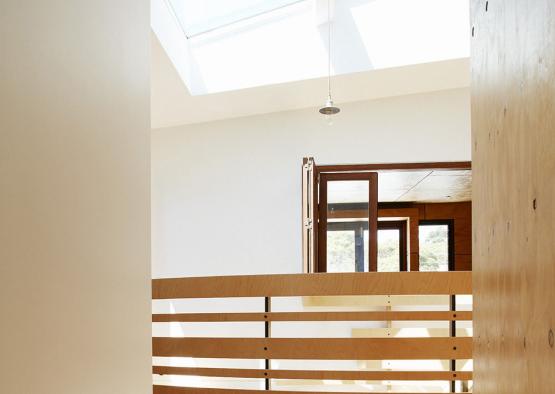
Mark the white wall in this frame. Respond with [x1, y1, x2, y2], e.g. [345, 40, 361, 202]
[0, 1, 151, 393]
[152, 88, 470, 278]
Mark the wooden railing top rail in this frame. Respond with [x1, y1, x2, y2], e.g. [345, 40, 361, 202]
[152, 271, 472, 299]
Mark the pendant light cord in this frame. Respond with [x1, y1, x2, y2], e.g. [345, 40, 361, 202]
[327, 0, 331, 100]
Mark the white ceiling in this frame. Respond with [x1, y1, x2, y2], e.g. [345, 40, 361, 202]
[151, 34, 470, 129]
[151, 0, 471, 129]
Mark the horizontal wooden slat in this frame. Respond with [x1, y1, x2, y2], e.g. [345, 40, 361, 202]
[152, 366, 472, 381]
[152, 272, 472, 299]
[302, 295, 455, 307]
[152, 337, 472, 360]
[154, 386, 460, 394]
[153, 311, 472, 322]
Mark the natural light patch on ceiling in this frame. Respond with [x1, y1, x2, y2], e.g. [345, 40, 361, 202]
[152, 0, 470, 96]
[350, 0, 470, 69]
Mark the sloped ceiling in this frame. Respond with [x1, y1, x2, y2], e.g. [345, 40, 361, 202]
[151, 34, 470, 129]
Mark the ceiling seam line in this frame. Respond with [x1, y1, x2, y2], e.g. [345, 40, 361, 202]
[394, 171, 433, 202]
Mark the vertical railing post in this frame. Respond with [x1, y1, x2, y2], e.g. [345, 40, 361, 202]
[264, 297, 271, 390]
[450, 294, 456, 393]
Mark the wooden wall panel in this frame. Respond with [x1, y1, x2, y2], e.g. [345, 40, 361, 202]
[471, 0, 555, 393]
[417, 202, 472, 271]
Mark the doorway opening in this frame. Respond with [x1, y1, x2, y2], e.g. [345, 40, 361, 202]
[302, 158, 471, 273]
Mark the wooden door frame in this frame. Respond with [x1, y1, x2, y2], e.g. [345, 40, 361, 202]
[306, 159, 471, 273]
[316, 161, 471, 175]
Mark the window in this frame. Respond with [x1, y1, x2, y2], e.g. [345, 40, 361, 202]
[326, 220, 407, 273]
[376, 221, 407, 272]
[419, 221, 453, 272]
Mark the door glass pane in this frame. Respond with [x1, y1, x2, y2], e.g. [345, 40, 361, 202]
[419, 225, 449, 271]
[365, 229, 401, 272]
[327, 231, 356, 272]
[327, 181, 368, 272]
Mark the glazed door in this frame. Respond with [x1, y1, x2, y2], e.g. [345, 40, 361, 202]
[317, 172, 378, 272]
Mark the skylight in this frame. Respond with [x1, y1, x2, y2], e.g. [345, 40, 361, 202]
[168, 0, 303, 38]
[152, 0, 470, 96]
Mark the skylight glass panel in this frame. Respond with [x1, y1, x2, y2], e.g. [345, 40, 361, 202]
[168, 0, 303, 38]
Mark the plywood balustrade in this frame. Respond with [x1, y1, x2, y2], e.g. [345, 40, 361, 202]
[152, 271, 471, 299]
[152, 337, 471, 360]
[154, 387, 459, 394]
[152, 272, 473, 393]
[153, 310, 472, 322]
[152, 366, 473, 381]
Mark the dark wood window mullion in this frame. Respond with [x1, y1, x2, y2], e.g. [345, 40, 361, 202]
[368, 172, 378, 272]
[317, 176, 328, 273]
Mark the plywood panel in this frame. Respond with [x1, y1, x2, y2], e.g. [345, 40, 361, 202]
[152, 366, 472, 381]
[152, 337, 472, 360]
[153, 310, 471, 322]
[398, 171, 472, 202]
[152, 272, 472, 299]
[471, 0, 555, 393]
[154, 386, 453, 394]
[417, 202, 472, 271]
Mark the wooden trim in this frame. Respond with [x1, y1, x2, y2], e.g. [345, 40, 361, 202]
[321, 172, 383, 181]
[154, 386, 457, 394]
[377, 220, 408, 272]
[302, 157, 318, 273]
[312, 159, 319, 273]
[153, 310, 472, 322]
[152, 271, 472, 299]
[152, 337, 472, 359]
[316, 161, 472, 173]
[302, 157, 309, 273]
[368, 172, 378, 271]
[317, 173, 328, 272]
[152, 366, 472, 381]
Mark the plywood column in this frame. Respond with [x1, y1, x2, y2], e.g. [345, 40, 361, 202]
[471, 0, 555, 392]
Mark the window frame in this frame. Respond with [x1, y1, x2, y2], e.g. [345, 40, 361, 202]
[418, 219, 455, 272]
[377, 220, 408, 272]
[322, 219, 408, 273]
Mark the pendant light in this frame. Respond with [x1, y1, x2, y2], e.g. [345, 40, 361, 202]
[319, 0, 340, 116]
